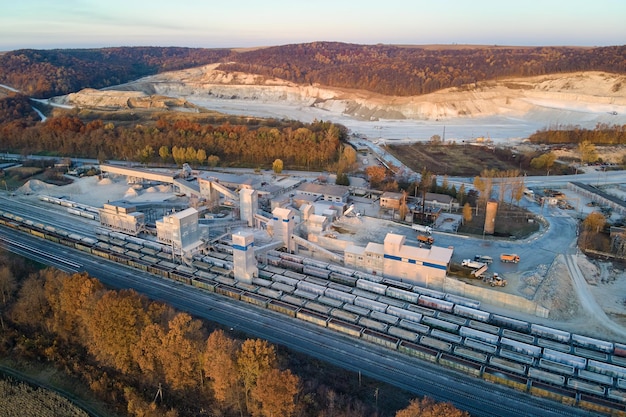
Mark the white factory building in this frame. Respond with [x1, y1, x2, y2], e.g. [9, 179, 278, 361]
[156, 207, 203, 252]
[98, 201, 145, 236]
[344, 233, 452, 287]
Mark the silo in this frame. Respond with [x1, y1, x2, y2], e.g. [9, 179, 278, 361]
[484, 199, 498, 235]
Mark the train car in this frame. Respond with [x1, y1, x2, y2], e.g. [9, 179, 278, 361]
[444, 294, 480, 309]
[528, 367, 566, 386]
[277, 252, 304, 264]
[382, 279, 414, 291]
[502, 329, 536, 345]
[407, 304, 436, 317]
[398, 319, 430, 335]
[370, 310, 399, 326]
[235, 282, 259, 293]
[453, 305, 491, 322]
[327, 318, 362, 338]
[267, 300, 298, 317]
[280, 294, 307, 307]
[147, 264, 171, 278]
[316, 296, 343, 309]
[215, 284, 243, 300]
[362, 329, 399, 350]
[281, 260, 306, 274]
[257, 269, 274, 280]
[453, 346, 488, 364]
[170, 270, 193, 285]
[304, 276, 330, 287]
[588, 359, 626, 379]
[439, 353, 483, 378]
[376, 295, 406, 309]
[543, 349, 587, 369]
[302, 265, 330, 279]
[430, 329, 462, 344]
[498, 348, 535, 365]
[327, 282, 352, 293]
[30, 229, 45, 239]
[419, 335, 452, 353]
[343, 303, 370, 316]
[356, 279, 387, 295]
[500, 337, 542, 357]
[571, 334, 614, 354]
[577, 369, 613, 385]
[352, 270, 383, 283]
[418, 295, 453, 313]
[530, 323, 571, 344]
[537, 337, 571, 353]
[324, 288, 356, 304]
[421, 316, 459, 334]
[301, 258, 330, 269]
[386, 306, 423, 323]
[352, 288, 379, 300]
[412, 286, 445, 300]
[567, 378, 606, 396]
[327, 264, 355, 277]
[491, 314, 530, 333]
[614, 343, 626, 358]
[607, 388, 626, 403]
[274, 274, 299, 287]
[297, 281, 326, 296]
[488, 356, 527, 375]
[257, 287, 282, 300]
[399, 340, 439, 362]
[574, 346, 609, 362]
[211, 266, 234, 278]
[354, 296, 388, 313]
[283, 268, 306, 280]
[359, 317, 388, 333]
[328, 272, 357, 287]
[304, 301, 331, 315]
[214, 275, 236, 286]
[241, 292, 269, 308]
[578, 393, 626, 417]
[330, 308, 359, 324]
[388, 326, 420, 342]
[463, 338, 498, 354]
[192, 277, 217, 292]
[435, 311, 467, 326]
[459, 326, 499, 345]
[467, 320, 500, 335]
[538, 358, 575, 376]
[529, 381, 577, 406]
[385, 286, 419, 304]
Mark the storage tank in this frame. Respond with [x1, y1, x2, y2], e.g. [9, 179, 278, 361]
[484, 199, 498, 235]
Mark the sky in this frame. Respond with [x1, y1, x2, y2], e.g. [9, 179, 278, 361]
[1, 0, 625, 51]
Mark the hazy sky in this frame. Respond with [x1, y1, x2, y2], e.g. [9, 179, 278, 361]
[1, 0, 625, 50]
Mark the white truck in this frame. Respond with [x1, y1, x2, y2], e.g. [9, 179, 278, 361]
[412, 224, 432, 234]
[461, 259, 485, 269]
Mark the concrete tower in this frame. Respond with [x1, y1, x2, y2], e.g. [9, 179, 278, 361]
[272, 207, 295, 252]
[484, 199, 498, 235]
[232, 231, 257, 282]
[239, 188, 258, 227]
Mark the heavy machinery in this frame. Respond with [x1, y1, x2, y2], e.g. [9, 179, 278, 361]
[500, 253, 520, 263]
[417, 235, 434, 245]
[462, 259, 485, 269]
[487, 273, 507, 287]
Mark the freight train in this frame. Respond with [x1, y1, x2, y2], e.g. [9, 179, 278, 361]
[1, 210, 626, 416]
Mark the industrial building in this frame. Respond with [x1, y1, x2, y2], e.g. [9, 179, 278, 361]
[156, 207, 203, 253]
[344, 233, 452, 287]
[295, 182, 350, 203]
[98, 201, 145, 235]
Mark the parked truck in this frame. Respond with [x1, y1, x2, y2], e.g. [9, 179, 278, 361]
[461, 259, 485, 269]
[412, 224, 432, 234]
[417, 235, 434, 245]
[474, 255, 493, 264]
[500, 253, 520, 263]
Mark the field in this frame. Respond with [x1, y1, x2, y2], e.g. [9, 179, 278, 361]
[0, 377, 89, 417]
[384, 143, 573, 177]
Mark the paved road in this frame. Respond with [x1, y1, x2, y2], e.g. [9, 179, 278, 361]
[0, 227, 597, 417]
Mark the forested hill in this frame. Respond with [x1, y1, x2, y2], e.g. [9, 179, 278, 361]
[1, 43, 625, 98]
[0, 47, 231, 98]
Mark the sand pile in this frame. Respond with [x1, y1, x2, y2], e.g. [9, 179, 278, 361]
[17, 179, 56, 194]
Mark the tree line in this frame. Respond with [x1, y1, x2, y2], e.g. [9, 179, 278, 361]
[1, 44, 624, 98]
[529, 123, 626, 145]
[0, 106, 346, 171]
[0, 252, 467, 417]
